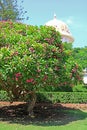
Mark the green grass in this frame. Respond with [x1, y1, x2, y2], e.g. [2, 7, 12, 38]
[0, 109, 87, 130]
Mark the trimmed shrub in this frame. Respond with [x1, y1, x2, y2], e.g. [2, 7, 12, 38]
[36, 92, 87, 103]
[0, 91, 87, 103]
[0, 90, 10, 101]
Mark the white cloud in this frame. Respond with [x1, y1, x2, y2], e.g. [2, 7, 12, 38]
[61, 16, 84, 29]
[60, 16, 74, 26]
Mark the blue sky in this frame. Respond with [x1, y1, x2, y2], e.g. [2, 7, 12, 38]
[18, 0, 87, 48]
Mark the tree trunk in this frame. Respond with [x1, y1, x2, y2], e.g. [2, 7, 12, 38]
[27, 91, 37, 117]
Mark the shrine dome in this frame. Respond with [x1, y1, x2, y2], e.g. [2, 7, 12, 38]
[45, 14, 74, 43]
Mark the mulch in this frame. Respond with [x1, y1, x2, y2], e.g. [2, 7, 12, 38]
[0, 101, 87, 124]
[0, 101, 87, 109]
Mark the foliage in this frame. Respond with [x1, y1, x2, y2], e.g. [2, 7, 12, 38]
[63, 43, 83, 86]
[36, 92, 87, 103]
[0, 0, 28, 21]
[72, 47, 87, 69]
[0, 21, 82, 101]
[0, 90, 10, 101]
[1, 90, 87, 103]
[73, 84, 87, 92]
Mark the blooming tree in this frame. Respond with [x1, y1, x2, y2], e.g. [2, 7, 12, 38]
[0, 21, 82, 115]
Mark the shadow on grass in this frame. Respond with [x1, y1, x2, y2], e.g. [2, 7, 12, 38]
[0, 102, 87, 126]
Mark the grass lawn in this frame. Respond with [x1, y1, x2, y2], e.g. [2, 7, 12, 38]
[0, 109, 87, 130]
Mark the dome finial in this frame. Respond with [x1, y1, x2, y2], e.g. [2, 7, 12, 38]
[54, 13, 57, 19]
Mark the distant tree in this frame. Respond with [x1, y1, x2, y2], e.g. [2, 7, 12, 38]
[72, 47, 87, 69]
[0, 0, 28, 21]
[63, 42, 73, 50]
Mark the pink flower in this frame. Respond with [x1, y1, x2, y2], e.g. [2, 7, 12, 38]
[43, 75, 48, 81]
[14, 51, 19, 55]
[37, 69, 41, 73]
[15, 73, 22, 78]
[2, 20, 7, 22]
[29, 47, 35, 53]
[15, 77, 18, 81]
[26, 78, 34, 83]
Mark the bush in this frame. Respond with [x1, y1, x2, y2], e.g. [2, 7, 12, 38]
[73, 84, 87, 92]
[36, 92, 87, 103]
[0, 90, 10, 101]
[1, 91, 87, 103]
[0, 21, 82, 101]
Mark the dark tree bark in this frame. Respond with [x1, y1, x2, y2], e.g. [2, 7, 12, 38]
[27, 91, 37, 117]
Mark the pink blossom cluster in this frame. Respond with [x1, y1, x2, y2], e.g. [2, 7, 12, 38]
[15, 72, 22, 81]
[26, 78, 34, 83]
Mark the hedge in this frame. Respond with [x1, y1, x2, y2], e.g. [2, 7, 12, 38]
[36, 92, 87, 103]
[0, 90, 10, 101]
[0, 90, 87, 103]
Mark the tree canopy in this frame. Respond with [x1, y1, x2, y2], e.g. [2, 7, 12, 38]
[0, 21, 82, 96]
[0, 0, 27, 21]
[72, 47, 87, 69]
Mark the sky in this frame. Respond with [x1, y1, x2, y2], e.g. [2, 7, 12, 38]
[18, 0, 87, 48]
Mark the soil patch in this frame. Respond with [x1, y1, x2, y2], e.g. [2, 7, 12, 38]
[0, 102, 87, 125]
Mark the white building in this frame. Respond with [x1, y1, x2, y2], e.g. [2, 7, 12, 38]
[45, 14, 74, 43]
[83, 68, 87, 84]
